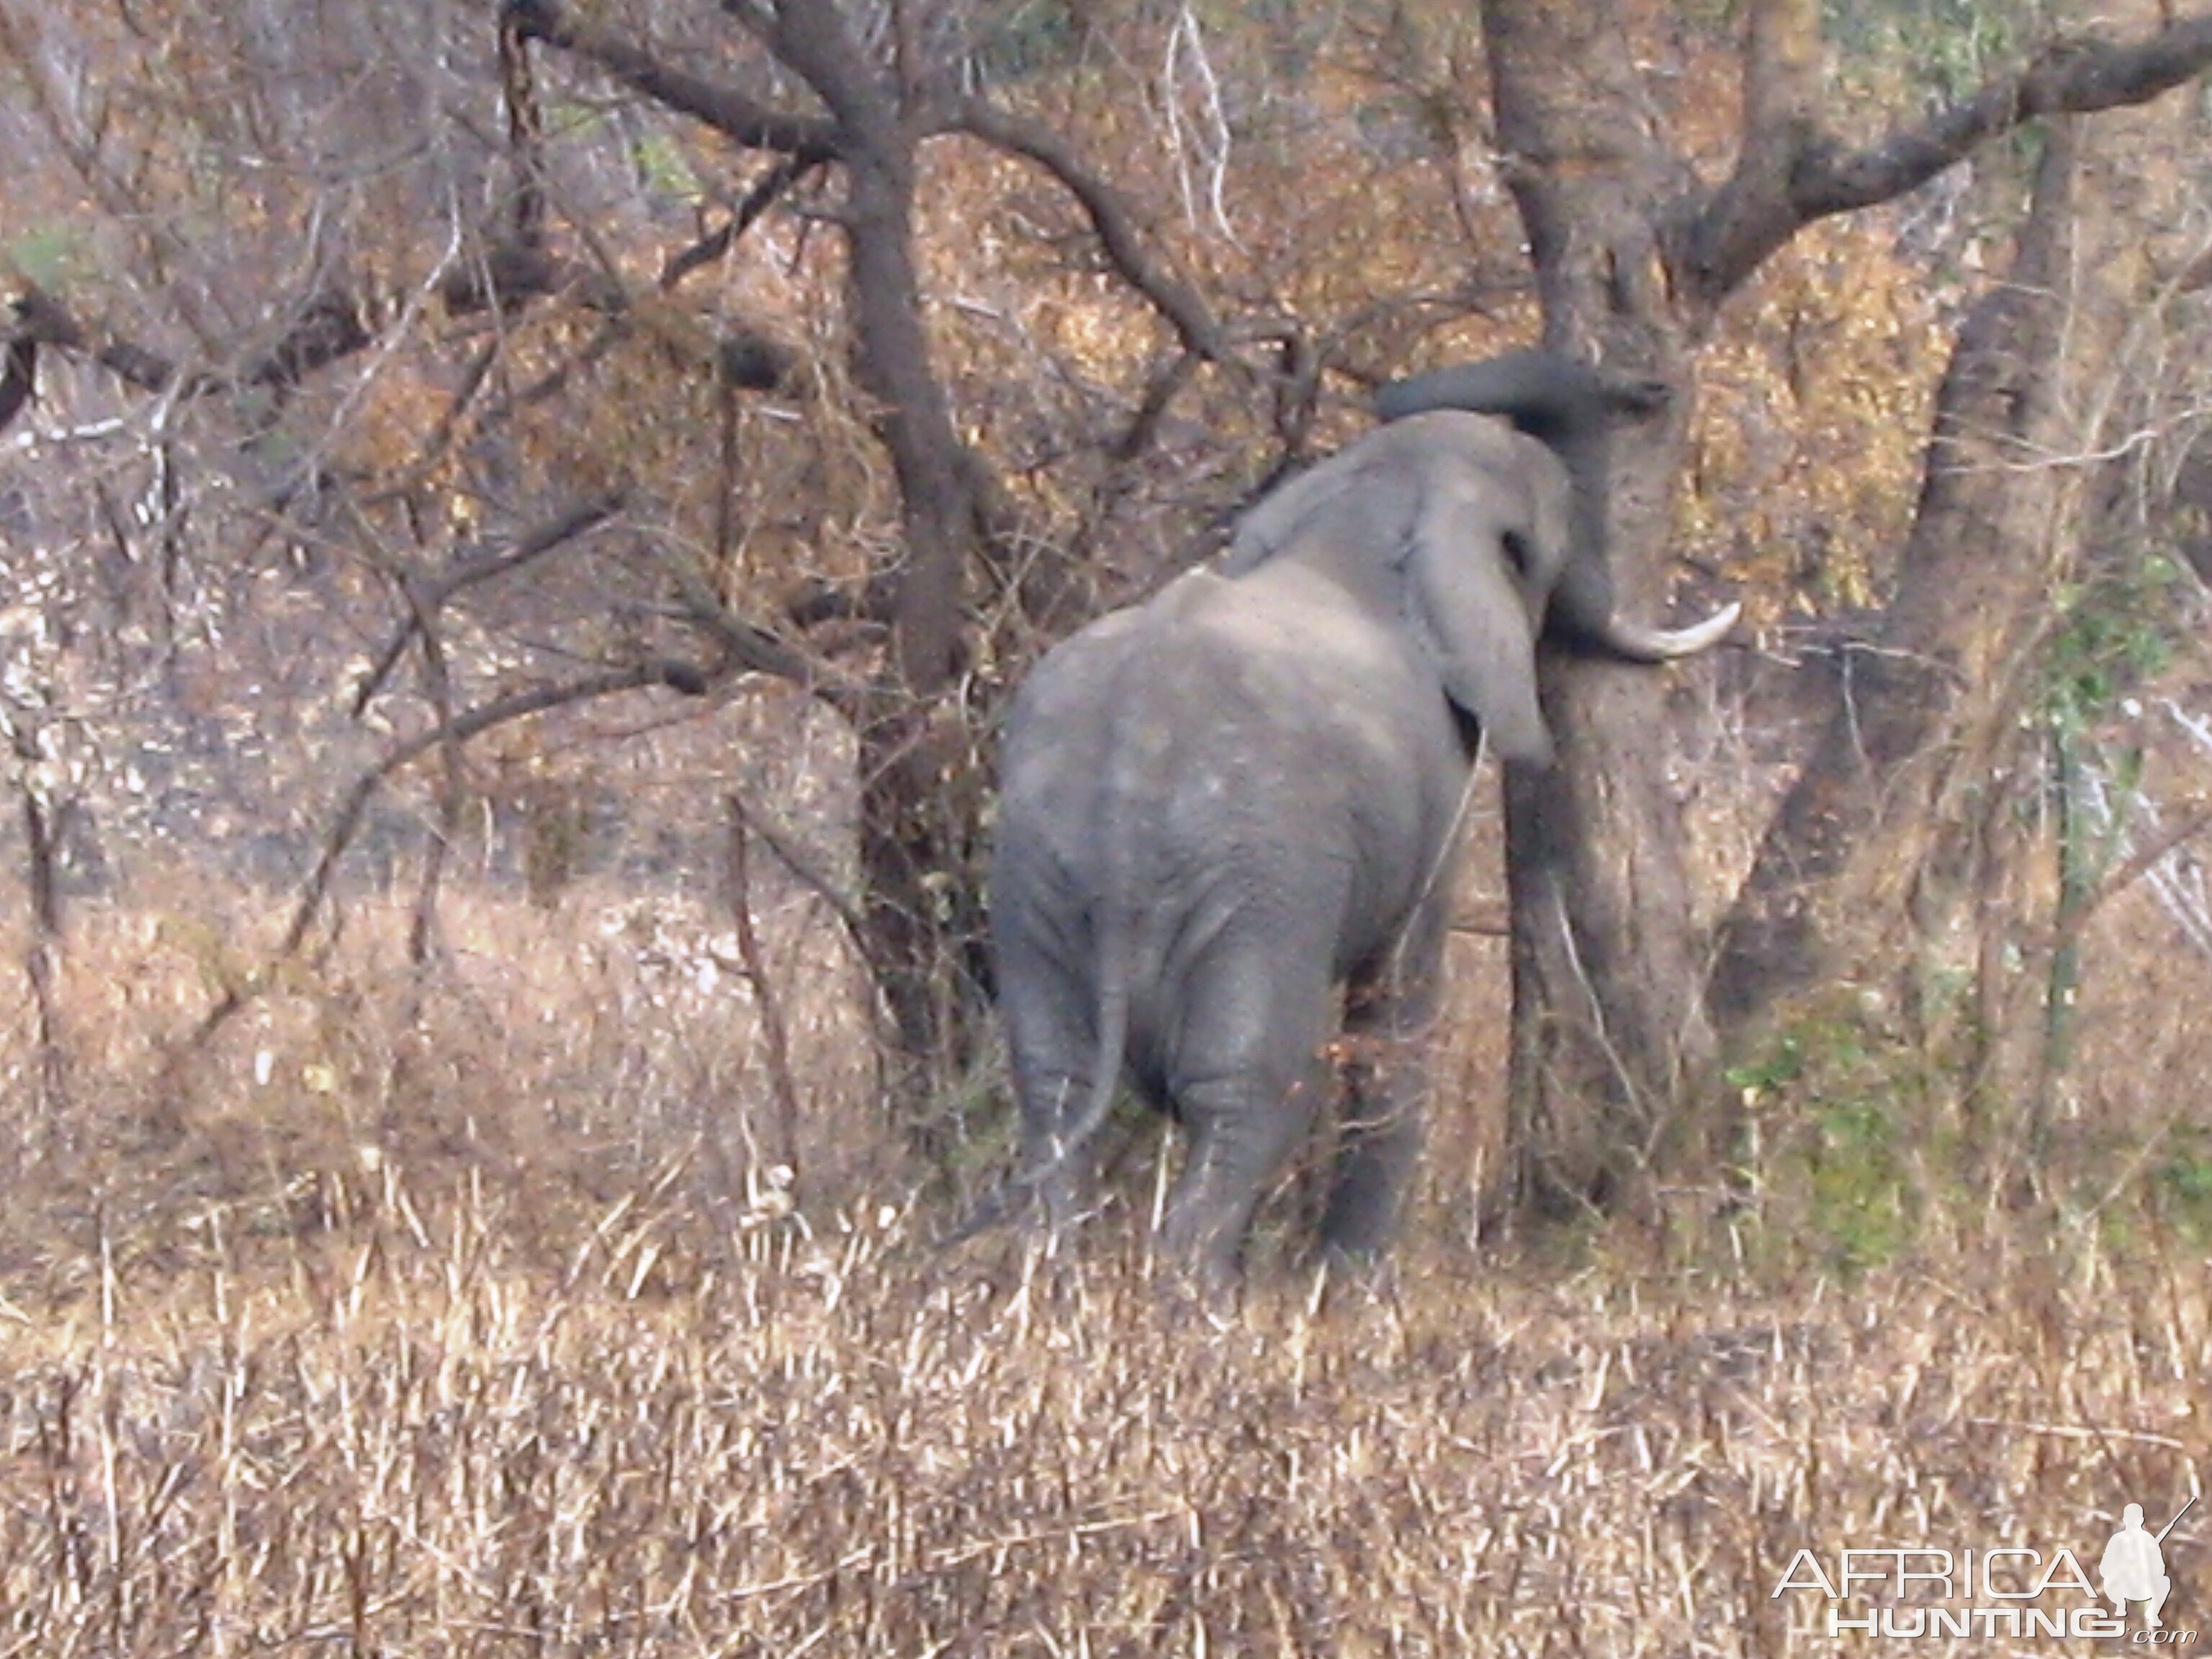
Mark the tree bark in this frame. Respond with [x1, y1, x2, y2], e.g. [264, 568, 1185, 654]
[1480, 0, 1723, 1214]
[1709, 138, 2085, 1034]
[504, 0, 1229, 1141]
[16, 765, 67, 1121]
[754, 5, 997, 1113]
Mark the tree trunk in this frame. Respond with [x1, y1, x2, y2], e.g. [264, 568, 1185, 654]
[1477, 0, 2206, 1220]
[1708, 137, 2085, 1038]
[772, 6, 996, 1121]
[1480, 0, 1724, 1215]
[1709, 58, 2196, 1125]
[16, 764, 67, 1122]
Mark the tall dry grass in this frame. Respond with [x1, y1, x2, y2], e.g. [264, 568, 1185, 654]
[0, 883, 2206, 1654]
[0, 1177, 2203, 1655]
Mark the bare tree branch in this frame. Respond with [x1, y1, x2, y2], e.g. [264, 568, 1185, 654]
[498, 2, 551, 253]
[1110, 347, 1202, 463]
[1683, 0, 1822, 313]
[661, 156, 822, 289]
[351, 493, 627, 717]
[2052, 803, 2212, 951]
[665, 562, 853, 701]
[725, 792, 808, 1179]
[1676, 9, 2212, 307]
[1799, 14, 2212, 212]
[503, 0, 839, 160]
[194, 660, 717, 1046]
[439, 156, 809, 349]
[945, 102, 1229, 362]
[0, 333, 33, 436]
[6, 278, 374, 408]
[14, 165, 794, 459]
[451, 164, 806, 440]
[400, 558, 463, 978]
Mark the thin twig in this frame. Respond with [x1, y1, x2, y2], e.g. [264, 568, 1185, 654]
[193, 661, 714, 1046]
[350, 494, 626, 716]
[2052, 803, 2212, 950]
[726, 796, 804, 1180]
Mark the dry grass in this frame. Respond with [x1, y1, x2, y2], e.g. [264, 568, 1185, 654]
[0, 862, 883, 1262]
[0, 1183, 2203, 1655]
[1, 886, 2207, 1655]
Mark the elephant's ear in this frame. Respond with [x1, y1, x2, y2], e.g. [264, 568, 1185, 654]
[1405, 500, 1555, 767]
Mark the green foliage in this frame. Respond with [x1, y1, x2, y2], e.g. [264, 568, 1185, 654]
[1730, 1015, 1931, 1274]
[629, 131, 701, 202]
[1728, 974, 2202, 1272]
[2154, 1132, 2212, 1243]
[1815, 0, 2054, 215]
[1722, 1030, 1807, 1097]
[1802, 1095, 1915, 1271]
[912, 1040, 1021, 1185]
[544, 97, 609, 143]
[2043, 553, 2183, 737]
[2034, 547, 2188, 1098]
[5, 224, 90, 289]
[1821, 0, 2044, 98]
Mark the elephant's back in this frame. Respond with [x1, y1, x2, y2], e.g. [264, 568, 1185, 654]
[995, 568, 1466, 968]
[1004, 568, 1455, 807]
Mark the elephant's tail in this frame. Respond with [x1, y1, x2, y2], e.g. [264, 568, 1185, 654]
[940, 919, 1134, 1251]
[1052, 925, 1134, 1185]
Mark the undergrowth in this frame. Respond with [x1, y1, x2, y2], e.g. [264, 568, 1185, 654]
[0, 889, 2203, 1654]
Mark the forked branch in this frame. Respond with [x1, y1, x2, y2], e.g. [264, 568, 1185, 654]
[505, 4, 1237, 379]
[351, 493, 628, 717]
[1678, 6, 2212, 310]
[500, 0, 838, 159]
[1, 279, 373, 433]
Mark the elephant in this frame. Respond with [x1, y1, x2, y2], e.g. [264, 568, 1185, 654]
[983, 351, 1737, 1284]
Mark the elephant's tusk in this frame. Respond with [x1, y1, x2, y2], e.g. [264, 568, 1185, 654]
[1595, 599, 1741, 662]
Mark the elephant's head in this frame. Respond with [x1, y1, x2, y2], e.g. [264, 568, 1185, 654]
[1217, 351, 1736, 765]
[1375, 351, 1740, 701]
[1214, 406, 1570, 762]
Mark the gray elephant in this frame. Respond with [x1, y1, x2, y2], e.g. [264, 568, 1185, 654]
[984, 352, 1736, 1283]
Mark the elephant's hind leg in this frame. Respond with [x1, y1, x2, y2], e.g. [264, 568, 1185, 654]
[1321, 913, 1447, 1259]
[997, 939, 1111, 1236]
[1157, 950, 1336, 1285]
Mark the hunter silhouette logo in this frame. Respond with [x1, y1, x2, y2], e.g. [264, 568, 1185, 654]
[2103, 1498, 2192, 1632]
[1771, 1492, 2198, 1642]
